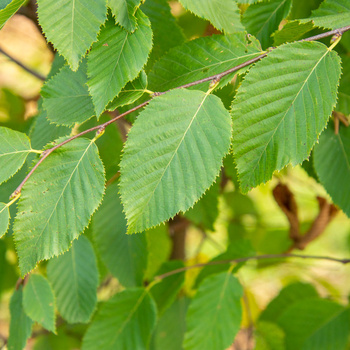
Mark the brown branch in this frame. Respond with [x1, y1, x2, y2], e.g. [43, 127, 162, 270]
[0, 47, 46, 81]
[273, 183, 338, 252]
[155, 253, 350, 280]
[10, 25, 350, 198]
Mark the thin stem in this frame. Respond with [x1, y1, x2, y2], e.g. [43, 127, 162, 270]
[30, 149, 43, 154]
[10, 25, 350, 197]
[155, 253, 350, 280]
[0, 47, 46, 81]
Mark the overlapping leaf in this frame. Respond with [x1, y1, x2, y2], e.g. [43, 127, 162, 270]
[41, 60, 95, 126]
[37, 0, 107, 70]
[119, 89, 232, 233]
[231, 41, 341, 193]
[336, 56, 350, 115]
[93, 182, 148, 287]
[0, 127, 32, 185]
[0, 0, 25, 29]
[0, 203, 9, 238]
[178, 0, 244, 33]
[242, 0, 292, 49]
[277, 298, 350, 350]
[272, 20, 314, 46]
[87, 10, 152, 116]
[141, 0, 185, 69]
[109, 0, 142, 32]
[47, 235, 99, 324]
[13, 138, 105, 275]
[8, 286, 33, 350]
[23, 274, 56, 332]
[148, 32, 263, 92]
[82, 288, 157, 350]
[314, 122, 350, 217]
[307, 0, 350, 30]
[184, 272, 243, 350]
[107, 71, 148, 111]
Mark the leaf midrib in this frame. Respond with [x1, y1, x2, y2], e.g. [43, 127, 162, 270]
[249, 47, 331, 184]
[33, 140, 94, 248]
[133, 91, 210, 229]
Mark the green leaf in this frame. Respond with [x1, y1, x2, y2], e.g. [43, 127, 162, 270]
[82, 288, 157, 350]
[23, 274, 56, 332]
[141, 0, 185, 70]
[260, 282, 319, 322]
[41, 60, 95, 126]
[8, 286, 33, 350]
[87, 10, 153, 116]
[277, 298, 350, 350]
[108, 0, 142, 32]
[336, 56, 350, 115]
[0, 127, 33, 185]
[272, 20, 314, 46]
[184, 272, 243, 350]
[47, 235, 99, 324]
[13, 138, 105, 276]
[37, 0, 107, 71]
[148, 32, 263, 92]
[145, 224, 171, 280]
[93, 182, 147, 286]
[307, 0, 350, 30]
[255, 321, 285, 350]
[178, 0, 244, 33]
[242, 0, 292, 49]
[195, 239, 255, 287]
[314, 121, 350, 217]
[231, 41, 341, 193]
[150, 260, 185, 315]
[151, 297, 189, 350]
[30, 103, 71, 150]
[0, 202, 10, 238]
[106, 71, 148, 111]
[120, 89, 232, 233]
[0, 0, 25, 29]
[184, 180, 220, 231]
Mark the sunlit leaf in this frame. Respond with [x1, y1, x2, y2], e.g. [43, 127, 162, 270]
[37, 0, 107, 70]
[13, 138, 105, 275]
[231, 41, 341, 192]
[0, 0, 25, 29]
[120, 89, 232, 233]
[108, 0, 142, 32]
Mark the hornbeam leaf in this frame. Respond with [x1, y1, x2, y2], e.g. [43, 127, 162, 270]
[108, 0, 142, 32]
[37, 0, 107, 71]
[242, 0, 292, 49]
[0, 127, 32, 185]
[107, 71, 148, 111]
[307, 0, 350, 30]
[0, 0, 25, 29]
[41, 60, 95, 127]
[148, 32, 263, 92]
[82, 288, 157, 350]
[314, 121, 350, 217]
[8, 286, 33, 350]
[0, 203, 10, 238]
[178, 0, 244, 33]
[23, 274, 56, 333]
[119, 89, 232, 233]
[231, 41, 341, 193]
[183, 272, 243, 350]
[87, 10, 153, 117]
[93, 182, 148, 287]
[13, 138, 105, 276]
[272, 20, 314, 46]
[47, 235, 99, 324]
[277, 298, 350, 350]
